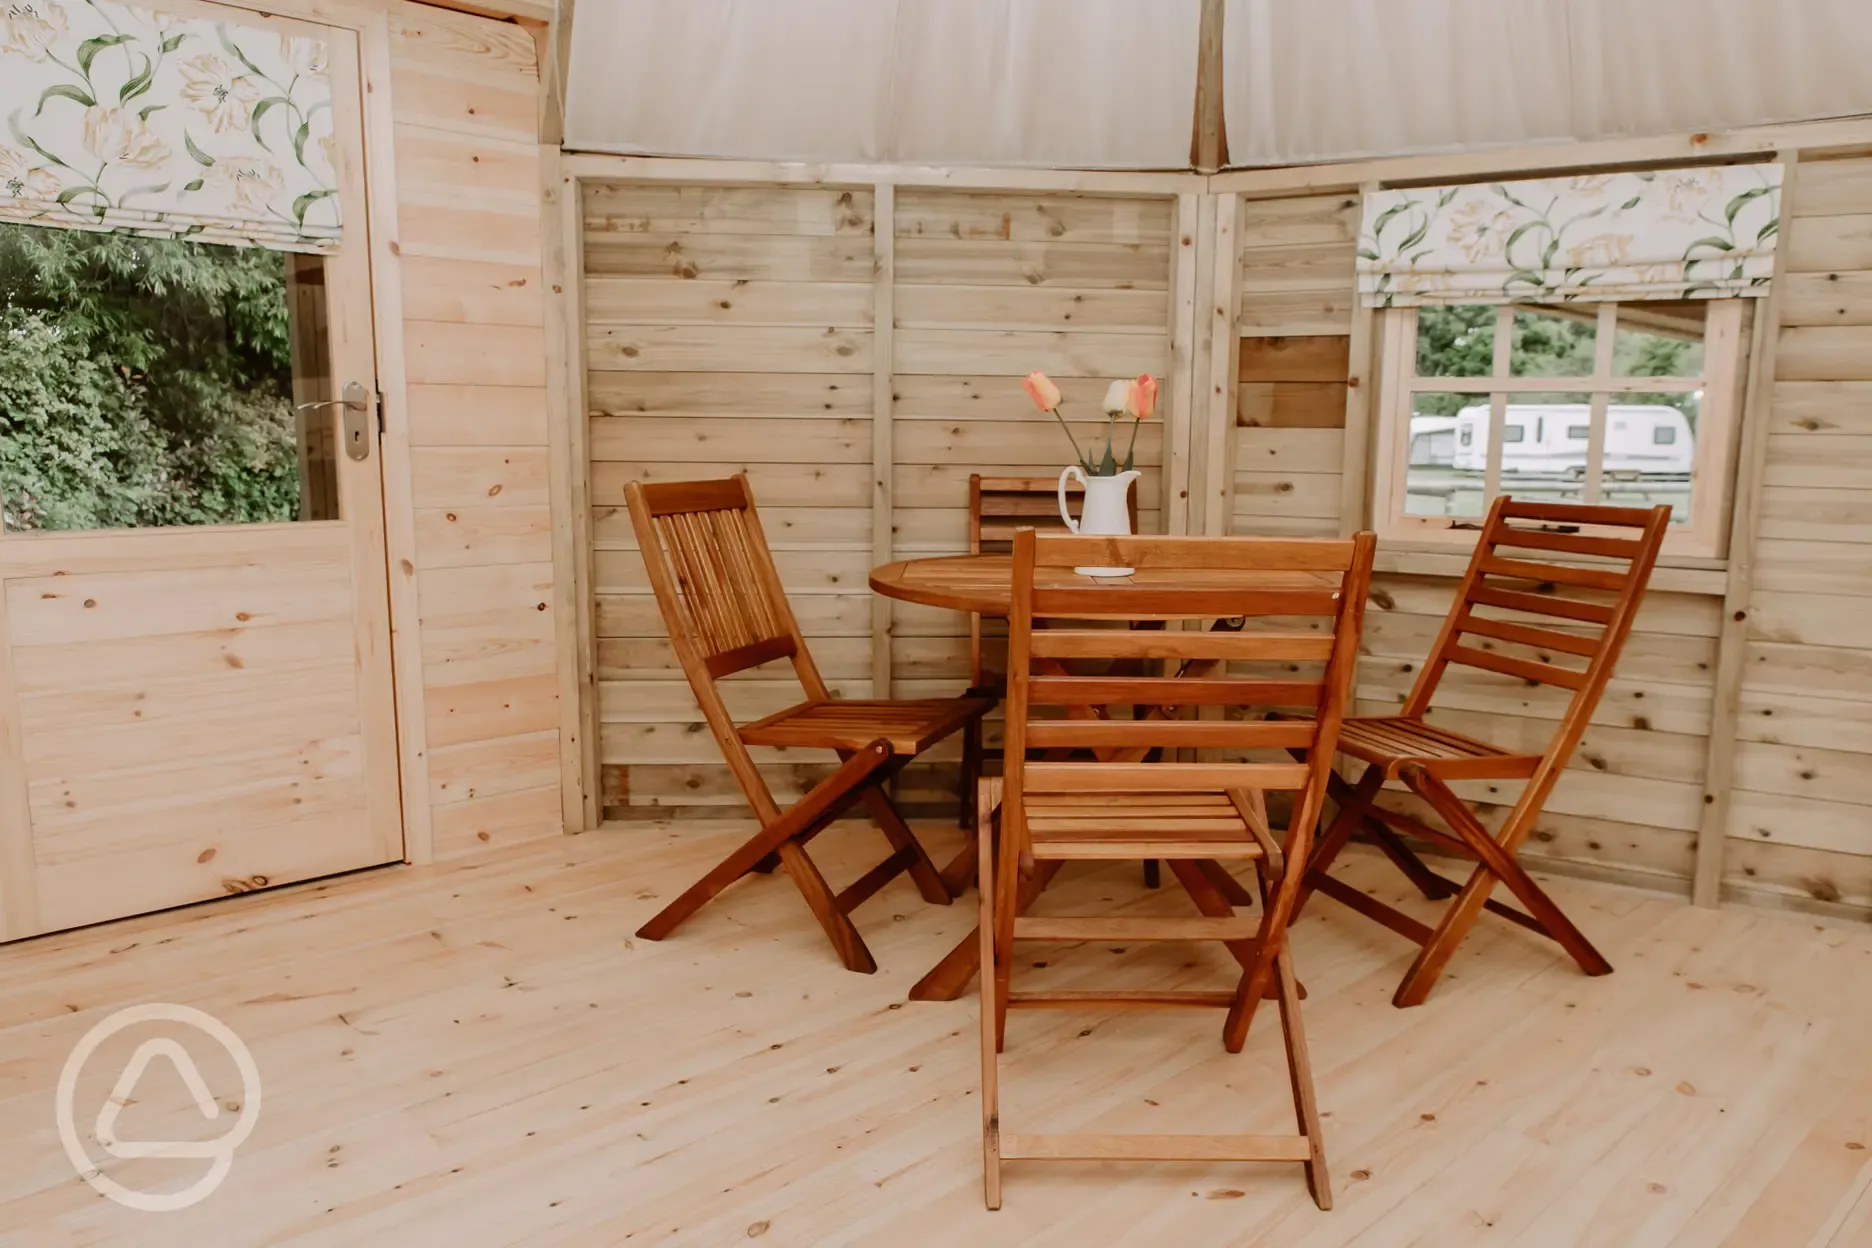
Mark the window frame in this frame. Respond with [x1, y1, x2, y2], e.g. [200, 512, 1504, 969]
[1370, 299, 1748, 561]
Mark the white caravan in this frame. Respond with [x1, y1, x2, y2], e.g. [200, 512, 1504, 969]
[1443, 403, 1695, 476]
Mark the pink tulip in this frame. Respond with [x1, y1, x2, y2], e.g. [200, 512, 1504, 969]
[1129, 374, 1158, 420]
[1023, 371, 1062, 412]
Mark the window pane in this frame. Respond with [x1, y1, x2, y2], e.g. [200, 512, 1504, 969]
[1613, 300, 1706, 379]
[1510, 305, 1596, 377]
[1498, 392, 1591, 507]
[1603, 394, 1698, 525]
[0, 222, 335, 533]
[1415, 305, 1497, 378]
[1406, 395, 1490, 518]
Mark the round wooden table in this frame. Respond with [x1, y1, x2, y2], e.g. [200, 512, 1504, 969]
[870, 553, 1342, 617]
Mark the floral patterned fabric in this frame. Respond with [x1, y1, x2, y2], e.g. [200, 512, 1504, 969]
[0, 0, 339, 253]
[1356, 164, 1781, 307]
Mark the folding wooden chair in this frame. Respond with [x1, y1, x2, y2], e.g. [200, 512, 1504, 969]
[955, 474, 1150, 884]
[978, 529, 1375, 1210]
[1296, 496, 1671, 1007]
[626, 474, 993, 973]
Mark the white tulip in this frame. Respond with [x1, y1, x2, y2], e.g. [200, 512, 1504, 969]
[1101, 379, 1131, 415]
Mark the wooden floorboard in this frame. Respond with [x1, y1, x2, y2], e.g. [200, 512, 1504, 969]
[1, 823, 1870, 1246]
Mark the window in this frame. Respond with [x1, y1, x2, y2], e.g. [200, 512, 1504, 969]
[1374, 299, 1746, 558]
[0, 221, 338, 532]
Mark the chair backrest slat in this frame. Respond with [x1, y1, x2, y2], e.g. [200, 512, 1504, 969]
[1002, 530, 1376, 867]
[1402, 495, 1672, 748]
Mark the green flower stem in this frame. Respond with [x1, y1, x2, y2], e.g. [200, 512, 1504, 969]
[1123, 413, 1143, 468]
[1046, 404, 1088, 470]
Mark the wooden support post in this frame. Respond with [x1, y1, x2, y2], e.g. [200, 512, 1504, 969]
[1694, 152, 1799, 908]
[1190, 0, 1228, 174]
[1338, 182, 1379, 536]
[872, 181, 896, 700]
[532, 0, 575, 148]
[540, 151, 600, 831]
[1201, 193, 1240, 535]
[1166, 192, 1202, 537]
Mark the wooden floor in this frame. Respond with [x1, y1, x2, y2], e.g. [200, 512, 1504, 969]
[3, 822, 1872, 1247]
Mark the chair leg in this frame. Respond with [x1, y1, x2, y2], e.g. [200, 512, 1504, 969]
[938, 839, 979, 900]
[861, 788, 953, 905]
[775, 839, 878, 974]
[1272, 935, 1331, 1211]
[960, 718, 982, 831]
[976, 804, 1003, 1210]
[1166, 860, 1281, 1006]
[1291, 765, 1383, 922]
[635, 744, 888, 961]
[1142, 859, 1161, 889]
[909, 859, 1062, 1002]
[1392, 767, 1612, 1007]
[1364, 822, 1462, 901]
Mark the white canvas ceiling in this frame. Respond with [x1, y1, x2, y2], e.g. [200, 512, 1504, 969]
[563, 0, 1872, 170]
[1223, 0, 1872, 165]
[563, 0, 1202, 168]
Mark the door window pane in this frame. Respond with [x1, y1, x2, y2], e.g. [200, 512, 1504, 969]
[0, 222, 336, 532]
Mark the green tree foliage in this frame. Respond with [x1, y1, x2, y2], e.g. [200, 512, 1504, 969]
[0, 222, 300, 531]
[1414, 303, 1703, 424]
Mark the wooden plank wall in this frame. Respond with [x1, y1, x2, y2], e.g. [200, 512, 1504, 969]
[386, 4, 564, 857]
[890, 190, 1174, 716]
[585, 184, 1176, 816]
[1229, 190, 1716, 895]
[1723, 151, 1872, 914]
[1232, 195, 1356, 536]
[582, 183, 880, 814]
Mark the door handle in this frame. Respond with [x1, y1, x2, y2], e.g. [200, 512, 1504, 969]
[294, 381, 375, 461]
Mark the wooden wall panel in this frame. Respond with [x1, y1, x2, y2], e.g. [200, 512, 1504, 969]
[584, 183, 879, 816]
[583, 183, 1179, 816]
[1724, 151, 1872, 915]
[1222, 186, 1733, 898]
[1231, 195, 1358, 539]
[888, 187, 1176, 716]
[387, 3, 561, 858]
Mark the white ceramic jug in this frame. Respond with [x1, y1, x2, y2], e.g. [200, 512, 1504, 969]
[1057, 466, 1140, 576]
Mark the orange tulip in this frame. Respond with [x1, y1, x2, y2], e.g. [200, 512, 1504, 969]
[1128, 374, 1158, 419]
[1023, 370, 1062, 412]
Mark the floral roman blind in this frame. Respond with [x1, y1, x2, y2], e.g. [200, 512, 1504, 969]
[1356, 164, 1782, 307]
[0, 0, 340, 253]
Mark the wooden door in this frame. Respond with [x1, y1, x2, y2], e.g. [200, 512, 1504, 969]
[0, 11, 402, 940]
